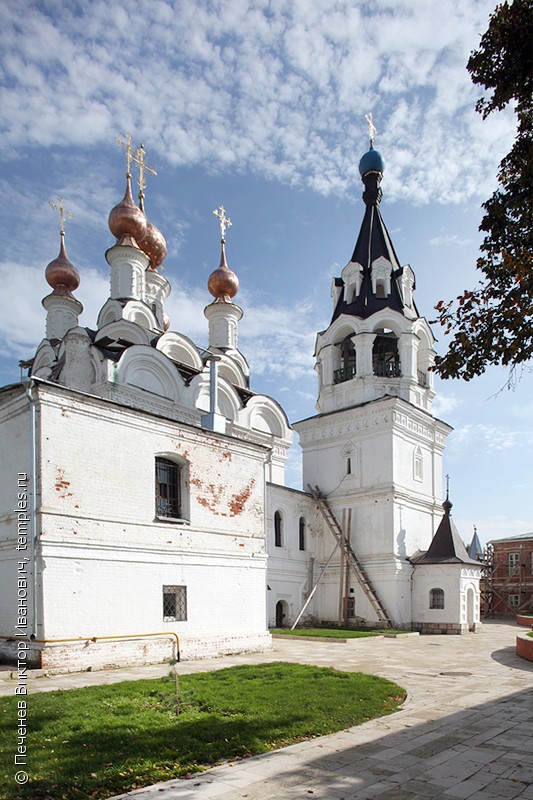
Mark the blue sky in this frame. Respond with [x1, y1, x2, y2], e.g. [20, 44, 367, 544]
[1, 0, 531, 546]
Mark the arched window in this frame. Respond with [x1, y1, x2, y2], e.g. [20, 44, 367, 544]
[430, 588, 445, 609]
[299, 517, 306, 551]
[155, 457, 189, 520]
[274, 511, 283, 547]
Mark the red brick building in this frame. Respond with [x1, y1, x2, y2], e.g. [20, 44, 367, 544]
[484, 533, 533, 616]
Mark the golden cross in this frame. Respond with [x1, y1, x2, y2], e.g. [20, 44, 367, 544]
[213, 205, 232, 240]
[117, 133, 135, 174]
[445, 474, 451, 495]
[365, 113, 377, 147]
[50, 196, 73, 234]
[132, 143, 157, 193]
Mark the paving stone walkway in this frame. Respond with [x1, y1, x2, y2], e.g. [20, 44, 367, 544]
[1, 621, 531, 799]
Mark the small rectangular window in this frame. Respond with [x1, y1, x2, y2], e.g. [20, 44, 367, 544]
[163, 585, 187, 621]
[508, 594, 519, 608]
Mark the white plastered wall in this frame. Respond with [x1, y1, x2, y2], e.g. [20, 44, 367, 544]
[9, 382, 272, 667]
[412, 564, 482, 632]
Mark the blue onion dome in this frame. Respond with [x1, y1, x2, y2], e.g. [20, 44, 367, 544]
[359, 145, 384, 177]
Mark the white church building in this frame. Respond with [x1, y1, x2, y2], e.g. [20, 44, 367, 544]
[0, 138, 481, 671]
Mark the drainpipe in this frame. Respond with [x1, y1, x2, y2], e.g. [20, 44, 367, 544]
[22, 379, 38, 643]
[200, 354, 226, 434]
[264, 451, 273, 629]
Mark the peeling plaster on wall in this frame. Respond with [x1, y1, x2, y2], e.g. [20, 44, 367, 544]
[191, 477, 257, 517]
[229, 479, 256, 517]
[55, 467, 72, 498]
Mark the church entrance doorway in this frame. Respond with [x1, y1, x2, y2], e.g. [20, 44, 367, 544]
[275, 600, 288, 628]
[467, 588, 475, 631]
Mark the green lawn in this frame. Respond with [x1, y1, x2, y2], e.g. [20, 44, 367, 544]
[271, 627, 405, 638]
[0, 662, 406, 800]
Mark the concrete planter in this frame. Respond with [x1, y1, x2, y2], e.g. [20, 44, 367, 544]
[516, 632, 533, 662]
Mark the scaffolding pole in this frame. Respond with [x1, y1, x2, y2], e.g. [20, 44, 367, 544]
[291, 541, 340, 630]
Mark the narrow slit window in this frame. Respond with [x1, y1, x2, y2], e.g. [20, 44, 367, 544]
[299, 517, 306, 551]
[274, 511, 283, 547]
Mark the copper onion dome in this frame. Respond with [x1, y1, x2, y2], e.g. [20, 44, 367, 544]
[108, 174, 148, 246]
[45, 232, 80, 297]
[207, 240, 239, 302]
[137, 193, 167, 270]
[138, 219, 167, 269]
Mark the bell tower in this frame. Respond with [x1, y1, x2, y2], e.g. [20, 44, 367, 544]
[316, 138, 436, 416]
[294, 129, 452, 628]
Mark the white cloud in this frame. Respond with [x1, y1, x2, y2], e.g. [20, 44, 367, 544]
[0, 261, 109, 358]
[451, 423, 533, 453]
[432, 393, 462, 418]
[0, 0, 513, 204]
[429, 233, 474, 247]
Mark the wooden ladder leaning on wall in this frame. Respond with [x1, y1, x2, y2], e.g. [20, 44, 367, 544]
[308, 485, 393, 629]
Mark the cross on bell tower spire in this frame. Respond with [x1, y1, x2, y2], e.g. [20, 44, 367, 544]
[365, 112, 377, 148]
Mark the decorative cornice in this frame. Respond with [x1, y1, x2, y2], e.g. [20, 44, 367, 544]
[295, 395, 450, 447]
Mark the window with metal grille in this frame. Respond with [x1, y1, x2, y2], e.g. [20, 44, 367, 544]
[163, 585, 187, 621]
[274, 511, 283, 547]
[299, 517, 306, 551]
[156, 458, 182, 519]
[429, 588, 445, 609]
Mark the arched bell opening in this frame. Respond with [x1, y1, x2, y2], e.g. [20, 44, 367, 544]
[333, 335, 356, 384]
[372, 328, 401, 377]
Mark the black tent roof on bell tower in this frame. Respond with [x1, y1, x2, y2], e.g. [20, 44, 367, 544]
[331, 144, 417, 323]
